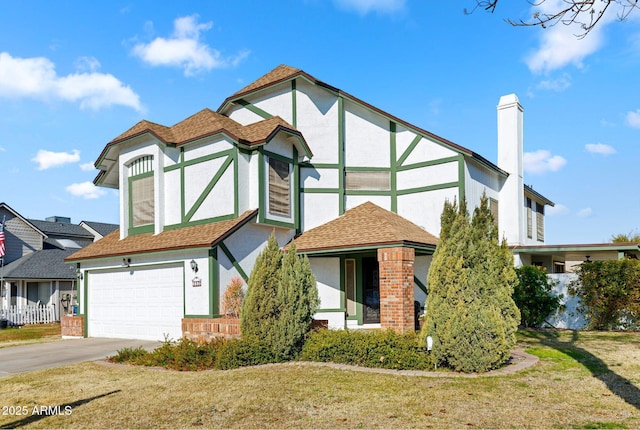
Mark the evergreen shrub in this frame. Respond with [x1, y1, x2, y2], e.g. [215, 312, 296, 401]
[421, 194, 520, 373]
[513, 265, 563, 328]
[300, 329, 434, 370]
[215, 337, 276, 370]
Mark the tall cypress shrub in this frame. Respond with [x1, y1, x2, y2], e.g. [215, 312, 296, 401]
[272, 242, 319, 360]
[240, 234, 282, 340]
[421, 194, 520, 372]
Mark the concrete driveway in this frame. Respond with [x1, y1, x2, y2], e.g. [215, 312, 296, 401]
[0, 338, 161, 377]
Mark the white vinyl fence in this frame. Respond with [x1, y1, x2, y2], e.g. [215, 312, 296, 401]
[0, 304, 57, 326]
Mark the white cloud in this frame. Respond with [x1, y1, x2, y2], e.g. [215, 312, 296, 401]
[585, 143, 616, 155]
[333, 0, 405, 14]
[626, 109, 640, 128]
[0, 52, 141, 111]
[80, 162, 96, 171]
[524, 149, 567, 174]
[0, 146, 5, 152]
[65, 181, 106, 199]
[32, 149, 80, 170]
[547, 203, 570, 216]
[131, 15, 249, 76]
[534, 74, 571, 92]
[578, 207, 593, 217]
[524, 1, 619, 73]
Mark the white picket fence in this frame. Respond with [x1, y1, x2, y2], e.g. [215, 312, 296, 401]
[0, 304, 57, 326]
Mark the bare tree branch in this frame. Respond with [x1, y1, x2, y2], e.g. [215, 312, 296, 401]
[470, 0, 639, 38]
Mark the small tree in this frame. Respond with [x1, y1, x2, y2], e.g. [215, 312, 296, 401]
[422, 194, 520, 372]
[222, 276, 245, 318]
[240, 234, 282, 340]
[513, 265, 562, 328]
[271, 242, 319, 360]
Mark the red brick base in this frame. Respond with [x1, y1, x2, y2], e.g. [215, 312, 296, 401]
[182, 317, 241, 342]
[61, 315, 84, 337]
[377, 247, 415, 333]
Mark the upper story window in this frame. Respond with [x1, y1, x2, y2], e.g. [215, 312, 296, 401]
[129, 156, 154, 232]
[536, 203, 545, 242]
[526, 198, 533, 239]
[345, 171, 390, 191]
[268, 157, 290, 217]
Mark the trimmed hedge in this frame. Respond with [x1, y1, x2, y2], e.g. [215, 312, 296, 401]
[300, 329, 434, 370]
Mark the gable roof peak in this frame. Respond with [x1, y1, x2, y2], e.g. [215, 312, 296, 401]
[233, 64, 301, 96]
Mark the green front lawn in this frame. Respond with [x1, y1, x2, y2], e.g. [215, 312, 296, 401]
[0, 323, 61, 347]
[0, 330, 638, 429]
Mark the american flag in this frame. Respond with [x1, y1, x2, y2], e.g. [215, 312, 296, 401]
[0, 217, 5, 258]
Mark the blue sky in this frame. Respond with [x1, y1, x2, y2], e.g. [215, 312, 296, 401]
[0, 0, 638, 245]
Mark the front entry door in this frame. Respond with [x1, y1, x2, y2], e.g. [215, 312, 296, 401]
[362, 257, 380, 324]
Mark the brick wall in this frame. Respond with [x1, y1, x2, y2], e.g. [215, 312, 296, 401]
[182, 317, 241, 342]
[377, 247, 415, 333]
[61, 315, 84, 337]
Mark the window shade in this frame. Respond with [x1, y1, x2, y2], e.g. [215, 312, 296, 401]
[132, 175, 154, 227]
[268, 158, 290, 216]
[345, 171, 390, 191]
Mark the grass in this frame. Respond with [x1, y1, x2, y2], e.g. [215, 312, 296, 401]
[0, 323, 61, 348]
[0, 330, 638, 429]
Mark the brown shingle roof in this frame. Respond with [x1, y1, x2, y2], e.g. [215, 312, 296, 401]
[291, 202, 438, 253]
[65, 210, 258, 261]
[233, 65, 301, 96]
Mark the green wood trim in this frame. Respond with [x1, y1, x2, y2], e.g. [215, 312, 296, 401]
[458, 154, 466, 203]
[293, 146, 300, 234]
[164, 213, 238, 231]
[300, 163, 340, 169]
[83, 271, 88, 337]
[397, 134, 422, 167]
[345, 190, 392, 196]
[338, 95, 345, 215]
[233, 149, 239, 218]
[345, 166, 391, 172]
[128, 224, 154, 236]
[397, 181, 459, 196]
[209, 248, 219, 317]
[414, 276, 427, 295]
[236, 99, 273, 119]
[258, 151, 266, 224]
[396, 156, 459, 172]
[291, 79, 297, 128]
[300, 187, 340, 193]
[261, 218, 296, 229]
[219, 241, 249, 282]
[165, 148, 235, 172]
[184, 155, 233, 223]
[262, 149, 294, 164]
[184, 314, 215, 319]
[390, 121, 397, 213]
[316, 308, 346, 313]
[180, 148, 185, 224]
[302, 243, 436, 256]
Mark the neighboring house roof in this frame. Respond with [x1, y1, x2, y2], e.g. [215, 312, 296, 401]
[80, 221, 119, 238]
[2, 249, 78, 280]
[291, 202, 439, 255]
[28, 219, 94, 240]
[0, 202, 46, 238]
[512, 242, 640, 254]
[66, 209, 259, 261]
[524, 185, 554, 207]
[218, 64, 506, 178]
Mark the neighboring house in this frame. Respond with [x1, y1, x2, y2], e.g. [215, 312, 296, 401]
[0, 203, 117, 322]
[67, 64, 560, 341]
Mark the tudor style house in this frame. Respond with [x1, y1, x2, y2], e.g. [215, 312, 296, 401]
[67, 65, 556, 341]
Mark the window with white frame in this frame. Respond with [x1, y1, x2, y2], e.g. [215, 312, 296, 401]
[268, 157, 291, 217]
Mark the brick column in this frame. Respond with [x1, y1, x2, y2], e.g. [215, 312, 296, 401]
[61, 315, 84, 337]
[377, 247, 415, 333]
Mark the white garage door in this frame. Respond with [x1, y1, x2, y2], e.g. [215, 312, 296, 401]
[88, 264, 184, 341]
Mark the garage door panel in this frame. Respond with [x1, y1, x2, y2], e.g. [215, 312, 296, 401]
[88, 264, 184, 341]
